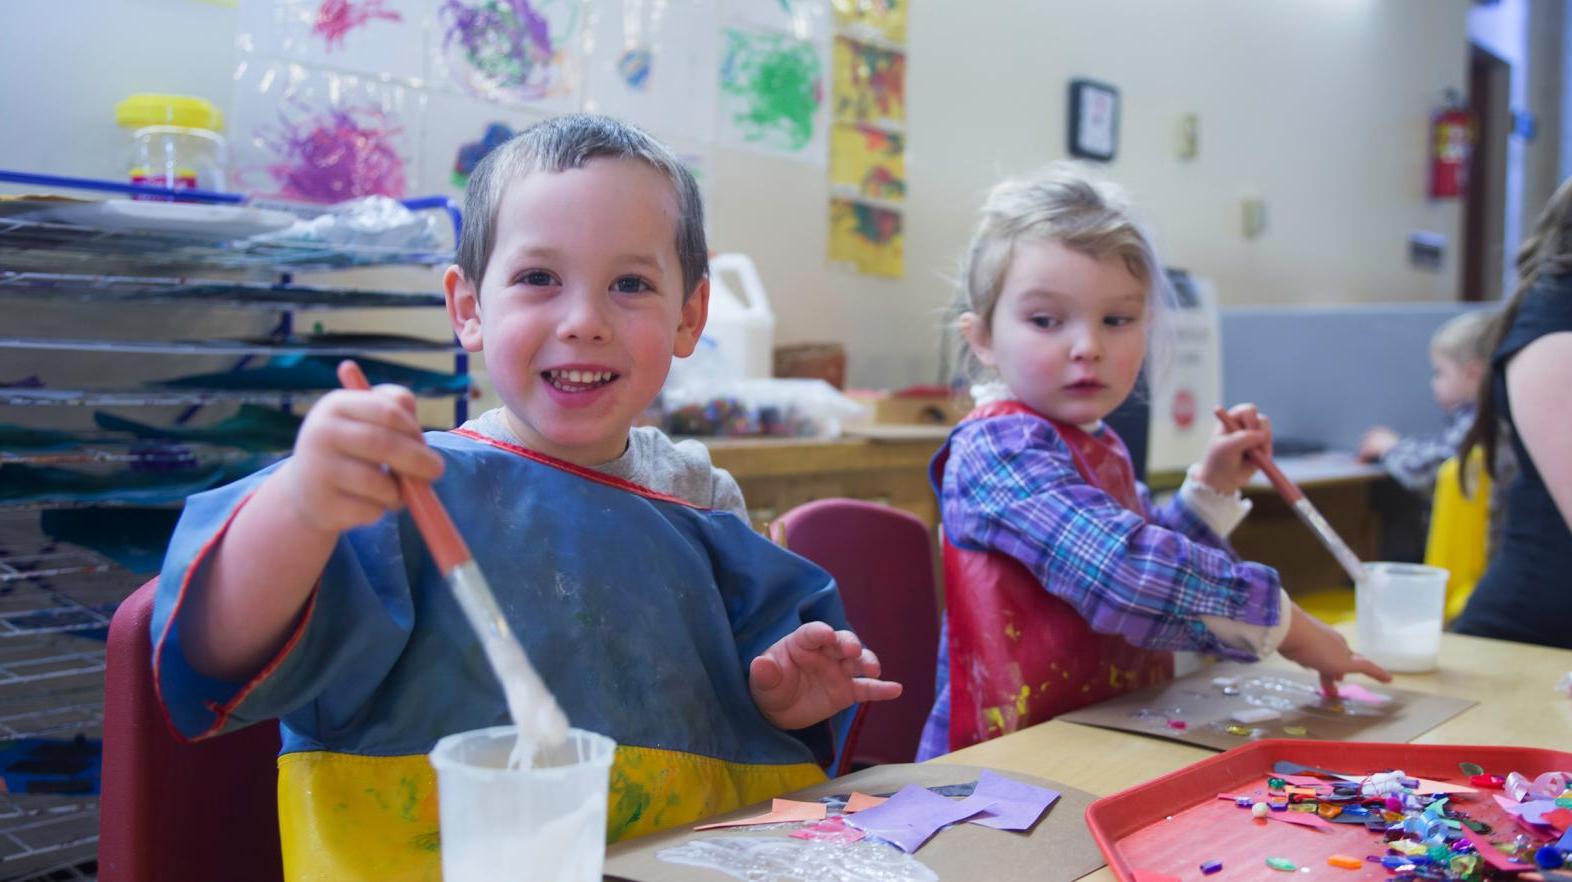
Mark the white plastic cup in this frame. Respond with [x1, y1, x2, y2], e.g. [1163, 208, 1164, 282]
[429, 726, 616, 882]
[1355, 562, 1449, 672]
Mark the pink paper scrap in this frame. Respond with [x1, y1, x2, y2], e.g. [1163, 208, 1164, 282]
[693, 798, 826, 830]
[967, 770, 1061, 831]
[789, 815, 866, 844]
[1336, 683, 1393, 704]
[843, 784, 996, 853]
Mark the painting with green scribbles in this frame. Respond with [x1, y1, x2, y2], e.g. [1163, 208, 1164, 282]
[718, 26, 825, 158]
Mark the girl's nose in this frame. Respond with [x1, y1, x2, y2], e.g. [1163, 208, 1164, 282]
[1069, 327, 1102, 361]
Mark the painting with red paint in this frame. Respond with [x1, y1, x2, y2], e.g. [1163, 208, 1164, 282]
[231, 61, 420, 203]
[238, 0, 424, 81]
[832, 36, 906, 127]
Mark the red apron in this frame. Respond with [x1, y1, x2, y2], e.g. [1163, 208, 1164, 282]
[937, 400, 1173, 752]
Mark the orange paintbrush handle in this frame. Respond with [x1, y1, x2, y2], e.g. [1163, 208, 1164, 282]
[1213, 406, 1305, 505]
[337, 360, 472, 574]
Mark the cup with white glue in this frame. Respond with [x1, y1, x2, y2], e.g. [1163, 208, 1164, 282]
[1355, 562, 1448, 673]
[430, 725, 616, 882]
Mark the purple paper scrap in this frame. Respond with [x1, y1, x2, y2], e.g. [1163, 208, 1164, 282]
[968, 769, 1061, 831]
[843, 784, 996, 853]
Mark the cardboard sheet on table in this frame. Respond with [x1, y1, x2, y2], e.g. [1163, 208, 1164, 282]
[604, 763, 1104, 882]
[1057, 661, 1475, 751]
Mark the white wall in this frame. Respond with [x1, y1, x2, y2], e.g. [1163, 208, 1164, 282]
[712, 0, 1474, 386]
[0, 0, 1485, 392]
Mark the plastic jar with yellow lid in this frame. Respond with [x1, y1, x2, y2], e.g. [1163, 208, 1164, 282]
[114, 93, 228, 196]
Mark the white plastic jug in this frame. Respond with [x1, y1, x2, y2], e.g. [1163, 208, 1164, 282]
[703, 253, 775, 379]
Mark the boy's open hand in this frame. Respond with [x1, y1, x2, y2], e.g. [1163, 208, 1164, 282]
[1277, 603, 1392, 697]
[749, 621, 903, 731]
[280, 368, 444, 535]
[1196, 403, 1273, 494]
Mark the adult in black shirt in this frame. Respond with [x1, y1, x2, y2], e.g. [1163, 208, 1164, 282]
[1455, 177, 1572, 649]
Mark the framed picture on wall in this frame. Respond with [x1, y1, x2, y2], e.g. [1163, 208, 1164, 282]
[1068, 78, 1119, 161]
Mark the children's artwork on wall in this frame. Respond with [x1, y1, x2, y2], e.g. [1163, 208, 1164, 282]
[583, 0, 719, 143]
[831, 36, 905, 127]
[238, 0, 426, 82]
[420, 92, 543, 199]
[829, 124, 904, 202]
[725, 0, 830, 41]
[717, 26, 827, 162]
[828, 197, 902, 277]
[434, 0, 587, 113]
[830, 0, 905, 46]
[231, 60, 423, 203]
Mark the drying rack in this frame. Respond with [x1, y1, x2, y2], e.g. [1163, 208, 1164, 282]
[0, 169, 468, 879]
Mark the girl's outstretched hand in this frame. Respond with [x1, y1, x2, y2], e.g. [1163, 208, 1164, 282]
[749, 622, 903, 731]
[1277, 603, 1392, 697]
[1196, 403, 1273, 494]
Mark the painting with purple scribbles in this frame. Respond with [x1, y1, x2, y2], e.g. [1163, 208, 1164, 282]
[262, 104, 408, 203]
[312, 0, 402, 49]
[438, 0, 584, 107]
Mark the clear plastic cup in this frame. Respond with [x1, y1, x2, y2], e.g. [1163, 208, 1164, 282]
[1355, 562, 1449, 672]
[429, 726, 616, 882]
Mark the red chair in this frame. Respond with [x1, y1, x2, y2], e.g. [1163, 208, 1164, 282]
[100, 580, 283, 882]
[774, 499, 940, 767]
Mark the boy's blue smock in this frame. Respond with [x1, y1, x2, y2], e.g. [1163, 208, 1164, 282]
[153, 428, 848, 881]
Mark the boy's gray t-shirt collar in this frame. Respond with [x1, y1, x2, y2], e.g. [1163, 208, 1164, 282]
[461, 407, 749, 521]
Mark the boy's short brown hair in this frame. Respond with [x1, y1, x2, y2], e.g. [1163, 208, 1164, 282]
[456, 115, 708, 297]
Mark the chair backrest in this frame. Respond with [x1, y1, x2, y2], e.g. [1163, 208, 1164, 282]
[100, 580, 283, 882]
[775, 499, 939, 767]
[1425, 454, 1491, 623]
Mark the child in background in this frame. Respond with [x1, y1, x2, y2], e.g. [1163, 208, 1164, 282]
[1358, 310, 1495, 495]
[917, 165, 1388, 759]
[152, 115, 900, 880]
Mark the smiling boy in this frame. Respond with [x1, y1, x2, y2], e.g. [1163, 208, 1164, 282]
[152, 116, 899, 881]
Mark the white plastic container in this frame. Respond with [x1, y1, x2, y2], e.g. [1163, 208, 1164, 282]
[704, 253, 775, 379]
[429, 726, 616, 882]
[1355, 562, 1448, 673]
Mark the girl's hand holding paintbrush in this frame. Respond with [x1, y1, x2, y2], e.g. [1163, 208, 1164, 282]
[1206, 404, 1392, 695]
[1194, 403, 1274, 494]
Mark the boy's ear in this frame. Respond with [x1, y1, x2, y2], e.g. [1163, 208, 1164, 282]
[444, 265, 484, 353]
[959, 311, 996, 368]
[672, 277, 710, 358]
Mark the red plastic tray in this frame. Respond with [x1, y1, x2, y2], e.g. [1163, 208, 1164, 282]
[1085, 740, 1572, 882]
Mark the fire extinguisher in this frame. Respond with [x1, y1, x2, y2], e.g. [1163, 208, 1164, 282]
[1430, 90, 1474, 199]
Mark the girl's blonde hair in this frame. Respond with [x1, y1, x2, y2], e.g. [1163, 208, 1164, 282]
[949, 163, 1172, 382]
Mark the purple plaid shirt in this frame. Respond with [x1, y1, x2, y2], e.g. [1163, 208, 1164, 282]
[916, 414, 1282, 760]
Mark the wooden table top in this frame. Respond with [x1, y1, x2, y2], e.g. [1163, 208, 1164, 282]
[931, 628, 1572, 880]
